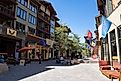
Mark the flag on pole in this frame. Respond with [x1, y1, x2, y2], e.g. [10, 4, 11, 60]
[87, 30, 92, 39]
[101, 16, 112, 38]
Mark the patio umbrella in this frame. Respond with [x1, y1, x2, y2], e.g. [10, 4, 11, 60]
[18, 47, 35, 52]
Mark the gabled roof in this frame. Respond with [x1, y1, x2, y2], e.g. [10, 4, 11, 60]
[40, 0, 57, 15]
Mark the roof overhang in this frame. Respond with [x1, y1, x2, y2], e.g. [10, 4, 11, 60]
[40, 0, 57, 15]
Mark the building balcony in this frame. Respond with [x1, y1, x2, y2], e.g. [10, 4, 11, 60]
[0, 5, 15, 19]
[37, 26, 50, 34]
[16, 30, 26, 39]
[97, 0, 106, 16]
[38, 13, 50, 25]
[28, 32, 35, 36]
[95, 15, 101, 24]
[95, 15, 102, 29]
[45, 28, 49, 32]
[97, 0, 106, 8]
[1, 0, 17, 4]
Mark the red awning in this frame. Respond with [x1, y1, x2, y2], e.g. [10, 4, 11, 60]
[18, 47, 35, 52]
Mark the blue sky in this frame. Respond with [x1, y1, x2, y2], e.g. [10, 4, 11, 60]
[50, 0, 98, 42]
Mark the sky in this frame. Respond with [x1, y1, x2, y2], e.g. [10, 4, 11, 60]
[50, 0, 98, 43]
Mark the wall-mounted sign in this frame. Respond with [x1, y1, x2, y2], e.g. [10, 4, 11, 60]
[7, 28, 17, 37]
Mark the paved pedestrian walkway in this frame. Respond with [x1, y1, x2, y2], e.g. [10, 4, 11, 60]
[18, 63, 114, 81]
[0, 60, 66, 81]
[0, 60, 117, 81]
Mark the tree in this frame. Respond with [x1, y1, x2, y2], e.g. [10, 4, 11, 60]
[55, 25, 71, 55]
[68, 33, 81, 52]
[55, 25, 86, 57]
[79, 43, 90, 57]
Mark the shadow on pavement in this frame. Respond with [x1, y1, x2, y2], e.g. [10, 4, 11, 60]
[0, 59, 74, 81]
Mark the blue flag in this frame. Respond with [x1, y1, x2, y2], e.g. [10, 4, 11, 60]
[101, 16, 112, 38]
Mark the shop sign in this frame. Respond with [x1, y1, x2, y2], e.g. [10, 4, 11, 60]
[7, 28, 17, 37]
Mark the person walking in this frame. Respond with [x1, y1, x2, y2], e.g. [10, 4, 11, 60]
[38, 54, 41, 64]
[36, 49, 41, 64]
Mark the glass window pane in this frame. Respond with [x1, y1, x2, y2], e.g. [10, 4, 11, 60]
[35, 8, 37, 13]
[25, 1, 27, 7]
[29, 4, 32, 10]
[32, 6, 34, 12]
[23, 11, 26, 20]
[17, 0, 20, 2]
[28, 14, 31, 22]
[31, 15, 32, 23]
[17, 7, 20, 16]
[20, 10, 23, 18]
[21, 0, 24, 5]
[34, 18, 36, 24]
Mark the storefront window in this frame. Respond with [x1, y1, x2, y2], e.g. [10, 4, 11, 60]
[110, 30, 117, 57]
[101, 36, 110, 60]
[118, 27, 121, 60]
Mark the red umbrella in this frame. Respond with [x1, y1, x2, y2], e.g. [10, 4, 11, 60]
[18, 47, 35, 52]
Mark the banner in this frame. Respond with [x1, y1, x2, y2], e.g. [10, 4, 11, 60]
[101, 16, 112, 38]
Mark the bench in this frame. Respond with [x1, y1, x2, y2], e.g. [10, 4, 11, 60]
[101, 70, 119, 78]
[100, 61, 121, 81]
[99, 60, 111, 70]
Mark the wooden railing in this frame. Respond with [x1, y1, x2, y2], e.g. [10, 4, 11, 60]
[38, 13, 50, 24]
[10, 0, 16, 3]
[1, 0, 17, 4]
[0, 5, 15, 19]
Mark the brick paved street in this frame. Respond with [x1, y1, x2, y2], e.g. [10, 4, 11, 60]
[0, 60, 117, 81]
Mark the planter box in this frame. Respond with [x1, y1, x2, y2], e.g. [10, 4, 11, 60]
[0, 63, 8, 74]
